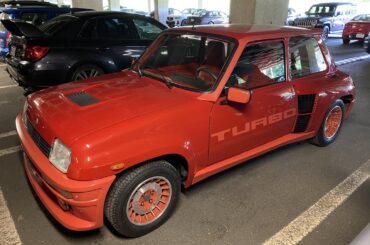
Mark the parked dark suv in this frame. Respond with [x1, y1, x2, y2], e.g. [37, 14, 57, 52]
[3, 11, 166, 92]
[290, 2, 357, 40]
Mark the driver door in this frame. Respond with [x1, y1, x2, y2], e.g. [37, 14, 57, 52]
[209, 40, 297, 164]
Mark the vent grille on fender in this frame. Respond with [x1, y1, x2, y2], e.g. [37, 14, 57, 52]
[66, 91, 99, 106]
[298, 94, 316, 114]
[294, 115, 311, 133]
[26, 118, 51, 157]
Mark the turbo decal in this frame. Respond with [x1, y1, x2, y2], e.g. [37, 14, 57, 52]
[212, 108, 297, 142]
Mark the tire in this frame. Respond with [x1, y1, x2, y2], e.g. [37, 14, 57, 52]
[208, 21, 214, 25]
[105, 160, 181, 237]
[310, 100, 345, 147]
[322, 26, 330, 41]
[343, 38, 350, 45]
[70, 64, 104, 82]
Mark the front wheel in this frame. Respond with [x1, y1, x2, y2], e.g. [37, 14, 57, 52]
[343, 38, 350, 45]
[105, 160, 181, 237]
[322, 26, 330, 41]
[310, 100, 344, 147]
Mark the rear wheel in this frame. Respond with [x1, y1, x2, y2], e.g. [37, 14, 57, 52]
[310, 100, 344, 147]
[181, 19, 187, 26]
[343, 38, 350, 45]
[70, 64, 104, 81]
[105, 160, 181, 237]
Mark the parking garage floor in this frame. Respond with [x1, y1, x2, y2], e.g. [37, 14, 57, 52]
[0, 37, 369, 245]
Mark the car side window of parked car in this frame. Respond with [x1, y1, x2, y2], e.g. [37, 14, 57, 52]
[133, 18, 163, 40]
[78, 18, 97, 39]
[96, 17, 139, 40]
[289, 37, 327, 79]
[229, 41, 285, 90]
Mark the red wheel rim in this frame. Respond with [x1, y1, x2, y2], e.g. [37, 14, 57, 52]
[126, 176, 172, 226]
[324, 106, 342, 139]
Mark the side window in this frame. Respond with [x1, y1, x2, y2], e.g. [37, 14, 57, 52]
[230, 41, 285, 90]
[133, 19, 163, 40]
[96, 17, 139, 40]
[79, 19, 97, 39]
[20, 12, 48, 26]
[289, 37, 327, 79]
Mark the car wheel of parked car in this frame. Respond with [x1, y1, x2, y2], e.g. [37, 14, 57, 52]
[71, 65, 104, 81]
[208, 21, 214, 25]
[343, 38, 350, 45]
[310, 100, 344, 147]
[105, 160, 181, 237]
[322, 26, 330, 41]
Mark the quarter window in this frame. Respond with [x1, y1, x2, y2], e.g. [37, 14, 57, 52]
[229, 41, 286, 90]
[20, 12, 48, 26]
[289, 37, 327, 79]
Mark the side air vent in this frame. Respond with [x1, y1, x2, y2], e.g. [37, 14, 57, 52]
[66, 91, 99, 106]
[298, 94, 316, 114]
[294, 115, 311, 133]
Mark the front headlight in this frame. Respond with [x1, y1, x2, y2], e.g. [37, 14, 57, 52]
[49, 139, 71, 173]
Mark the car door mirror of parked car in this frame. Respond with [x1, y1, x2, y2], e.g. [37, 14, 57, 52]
[227, 87, 251, 104]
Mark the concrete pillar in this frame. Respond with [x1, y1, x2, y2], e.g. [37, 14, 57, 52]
[108, 0, 120, 11]
[154, 0, 168, 25]
[229, 0, 289, 25]
[198, 0, 203, 9]
[57, 0, 64, 7]
[72, 0, 103, 11]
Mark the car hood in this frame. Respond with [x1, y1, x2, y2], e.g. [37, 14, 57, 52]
[26, 70, 194, 145]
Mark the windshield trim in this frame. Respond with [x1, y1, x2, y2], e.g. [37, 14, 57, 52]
[136, 30, 239, 94]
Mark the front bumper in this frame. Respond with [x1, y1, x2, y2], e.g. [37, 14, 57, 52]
[16, 114, 115, 231]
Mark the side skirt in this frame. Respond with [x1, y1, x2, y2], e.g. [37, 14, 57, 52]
[192, 131, 315, 184]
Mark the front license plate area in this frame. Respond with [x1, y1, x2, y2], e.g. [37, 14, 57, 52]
[356, 33, 365, 38]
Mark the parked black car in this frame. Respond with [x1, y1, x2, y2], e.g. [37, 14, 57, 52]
[290, 2, 357, 40]
[3, 11, 166, 92]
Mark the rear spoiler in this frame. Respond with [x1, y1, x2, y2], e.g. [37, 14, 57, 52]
[1, 19, 46, 38]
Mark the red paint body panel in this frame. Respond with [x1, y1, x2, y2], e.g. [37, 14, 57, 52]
[343, 21, 370, 40]
[17, 24, 356, 231]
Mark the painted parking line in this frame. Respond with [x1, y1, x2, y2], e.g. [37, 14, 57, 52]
[0, 130, 17, 139]
[0, 146, 22, 158]
[0, 188, 22, 245]
[263, 159, 370, 245]
[335, 55, 370, 66]
[0, 84, 17, 90]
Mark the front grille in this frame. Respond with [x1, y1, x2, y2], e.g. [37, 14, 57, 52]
[294, 18, 318, 28]
[26, 118, 51, 157]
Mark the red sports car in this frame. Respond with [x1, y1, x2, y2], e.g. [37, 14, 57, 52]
[17, 25, 355, 237]
[343, 14, 370, 44]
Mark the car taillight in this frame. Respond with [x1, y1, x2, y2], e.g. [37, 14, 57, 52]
[24, 45, 49, 61]
[5, 32, 10, 47]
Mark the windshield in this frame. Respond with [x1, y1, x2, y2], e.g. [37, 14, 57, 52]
[39, 15, 76, 34]
[352, 14, 370, 21]
[136, 33, 236, 92]
[308, 5, 335, 16]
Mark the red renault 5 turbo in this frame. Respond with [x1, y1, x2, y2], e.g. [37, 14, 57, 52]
[343, 14, 370, 44]
[16, 24, 355, 237]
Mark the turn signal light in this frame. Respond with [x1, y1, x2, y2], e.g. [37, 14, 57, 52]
[24, 45, 49, 61]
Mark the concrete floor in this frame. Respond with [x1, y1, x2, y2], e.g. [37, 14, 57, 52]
[0, 38, 369, 245]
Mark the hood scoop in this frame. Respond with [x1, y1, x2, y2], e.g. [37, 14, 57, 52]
[66, 91, 100, 106]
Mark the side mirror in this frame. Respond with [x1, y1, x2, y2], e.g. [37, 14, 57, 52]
[227, 87, 251, 104]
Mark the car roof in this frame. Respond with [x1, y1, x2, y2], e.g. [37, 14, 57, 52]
[311, 2, 354, 6]
[172, 24, 320, 40]
[68, 10, 149, 19]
